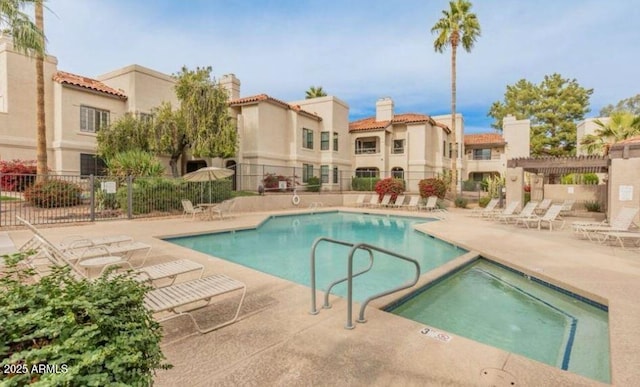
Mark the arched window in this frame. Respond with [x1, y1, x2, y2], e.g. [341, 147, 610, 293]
[391, 167, 404, 179]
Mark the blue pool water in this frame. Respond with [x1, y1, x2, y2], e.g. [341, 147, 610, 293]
[166, 211, 465, 301]
[387, 259, 610, 383]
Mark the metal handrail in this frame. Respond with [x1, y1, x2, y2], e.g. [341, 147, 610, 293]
[322, 248, 374, 310]
[345, 243, 420, 329]
[309, 237, 358, 315]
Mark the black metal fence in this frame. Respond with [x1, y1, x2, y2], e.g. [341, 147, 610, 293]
[0, 174, 232, 227]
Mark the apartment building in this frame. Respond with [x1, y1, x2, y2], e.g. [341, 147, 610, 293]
[0, 35, 177, 175]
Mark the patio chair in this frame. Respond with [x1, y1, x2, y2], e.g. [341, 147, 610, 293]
[391, 194, 406, 208]
[365, 195, 379, 208]
[573, 207, 639, 241]
[470, 198, 499, 218]
[520, 204, 566, 231]
[208, 199, 237, 220]
[36, 234, 204, 285]
[376, 194, 393, 208]
[144, 274, 246, 334]
[400, 196, 420, 211]
[534, 198, 552, 215]
[353, 194, 367, 207]
[491, 201, 520, 222]
[496, 201, 538, 224]
[181, 199, 206, 220]
[559, 199, 576, 217]
[419, 196, 447, 219]
[596, 231, 640, 249]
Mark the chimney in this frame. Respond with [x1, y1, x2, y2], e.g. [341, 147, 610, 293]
[220, 73, 241, 100]
[375, 97, 394, 121]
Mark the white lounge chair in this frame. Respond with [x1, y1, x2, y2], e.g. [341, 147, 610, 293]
[470, 198, 499, 218]
[354, 194, 366, 207]
[573, 207, 639, 241]
[36, 234, 204, 286]
[419, 196, 447, 219]
[520, 204, 566, 231]
[559, 199, 576, 217]
[597, 231, 640, 249]
[400, 196, 420, 211]
[391, 194, 406, 208]
[181, 199, 206, 219]
[144, 274, 246, 334]
[207, 199, 237, 220]
[534, 198, 552, 215]
[496, 201, 537, 224]
[490, 201, 520, 222]
[376, 194, 393, 208]
[366, 195, 379, 208]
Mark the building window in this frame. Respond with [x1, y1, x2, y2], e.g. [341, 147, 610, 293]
[80, 153, 107, 176]
[333, 132, 338, 151]
[302, 163, 314, 183]
[137, 112, 154, 124]
[472, 149, 491, 160]
[449, 143, 453, 159]
[303, 128, 314, 149]
[321, 131, 330, 150]
[321, 165, 329, 183]
[80, 106, 110, 133]
[355, 137, 377, 154]
[333, 167, 338, 184]
[391, 167, 404, 179]
[442, 140, 446, 157]
[392, 139, 405, 154]
[355, 167, 379, 178]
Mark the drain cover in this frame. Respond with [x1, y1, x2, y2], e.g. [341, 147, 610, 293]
[480, 368, 517, 386]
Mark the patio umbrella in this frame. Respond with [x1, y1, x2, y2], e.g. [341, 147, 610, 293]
[182, 167, 234, 203]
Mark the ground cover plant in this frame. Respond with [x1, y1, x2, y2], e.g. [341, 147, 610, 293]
[374, 177, 405, 201]
[0, 252, 170, 385]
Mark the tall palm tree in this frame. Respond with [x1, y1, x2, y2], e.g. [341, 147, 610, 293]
[35, 0, 47, 180]
[305, 86, 327, 99]
[431, 0, 481, 194]
[0, 0, 44, 53]
[580, 112, 640, 155]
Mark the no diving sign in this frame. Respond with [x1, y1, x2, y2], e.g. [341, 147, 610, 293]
[419, 327, 452, 343]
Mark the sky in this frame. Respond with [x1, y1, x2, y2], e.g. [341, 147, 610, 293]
[41, 0, 640, 134]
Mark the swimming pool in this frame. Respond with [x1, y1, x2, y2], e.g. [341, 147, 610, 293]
[386, 259, 610, 383]
[166, 211, 465, 302]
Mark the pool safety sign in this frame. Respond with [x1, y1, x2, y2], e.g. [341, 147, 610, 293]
[419, 327, 452, 343]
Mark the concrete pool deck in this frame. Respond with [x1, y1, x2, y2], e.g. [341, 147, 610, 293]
[4, 207, 639, 386]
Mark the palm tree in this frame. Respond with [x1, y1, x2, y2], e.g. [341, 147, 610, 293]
[35, 0, 47, 180]
[305, 86, 327, 99]
[580, 112, 640, 155]
[0, 0, 44, 53]
[431, 0, 481, 194]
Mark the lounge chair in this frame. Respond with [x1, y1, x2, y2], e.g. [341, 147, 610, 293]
[419, 196, 447, 219]
[376, 194, 393, 208]
[470, 198, 499, 218]
[36, 234, 204, 285]
[597, 231, 640, 249]
[534, 198, 552, 215]
[519, 204, 566, 231]
[365, 195, 379, 208]
[491, 201, 520, 222]
[559, 199, 576, 217]
[391, 195, 406, 208]
[573, 207, 639, 241]
[354, 194, 367, 207]
[207, 199, 237, 220]
[144, 274, 246, 334]
[496, 201, 538, 224]
[181, 199, 206, 219]
[400, 196, 420, 211]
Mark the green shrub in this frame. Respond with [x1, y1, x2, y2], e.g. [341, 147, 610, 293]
[583, 173, 599, 185]
[117, 178, 232, 215]
[524, 192, 531, 205]
[418, 178, 447, 199]
[306, 176, 321, 192]
[23, 179, 82, 208]
[106, 150, 165, 179]
[462, 180, 480, 191]
[95, 189, 119, 210]
[454, 196, 468, 208]
[584, 200, 602, 212]
[478, 196, 492, 208]
[262, 173, 294, 192]
[374, 177, 405, 201]
[561, 173, 599, 185]
[0, 252, 170, 385]
[351, 177, 380, 191]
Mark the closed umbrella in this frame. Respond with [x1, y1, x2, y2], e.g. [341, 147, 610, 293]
[182, 167, 234, 203]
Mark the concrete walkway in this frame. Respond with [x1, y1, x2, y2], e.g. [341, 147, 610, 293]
[4, 207, 639, 386]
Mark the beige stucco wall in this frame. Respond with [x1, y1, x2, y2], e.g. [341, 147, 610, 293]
[608, 157, 640, 224]
[543, 184, 607, 211]
[503, 115, 531, 159]
[576, 117, 609, 156]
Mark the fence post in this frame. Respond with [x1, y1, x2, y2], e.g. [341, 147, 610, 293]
[89, 174, 96, 222]
[127, 175, 133, 219]
[0, 173, 2, 227]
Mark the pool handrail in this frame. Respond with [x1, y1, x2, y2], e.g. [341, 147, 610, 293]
[346, 243, 420, 329]
[322, 247, 374, 310]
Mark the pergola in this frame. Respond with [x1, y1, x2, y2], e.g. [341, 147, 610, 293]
[507, 155, 609, 175]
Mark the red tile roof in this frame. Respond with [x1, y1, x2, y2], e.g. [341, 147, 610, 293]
[612, 135, 640, 146]
[229, 94, 321, 120]
[464, 133, 505, 146]
[53, 71, 127, 99]
[349, 113, 449, 133]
